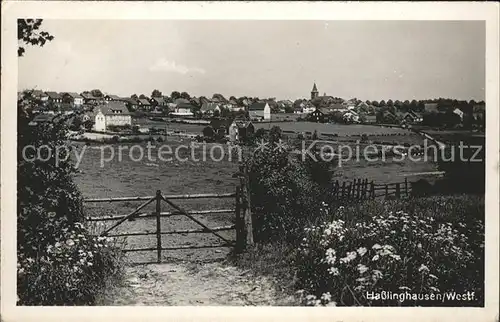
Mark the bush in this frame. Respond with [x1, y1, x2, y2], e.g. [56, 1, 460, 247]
[247, 138, 334, 243]
[17, 104, 123, 305]
[17, 223, 123, 305]
[294, 196, 484, 307]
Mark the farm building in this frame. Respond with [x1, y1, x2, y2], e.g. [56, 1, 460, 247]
[62, 92, 84, 106]
[309, 107, 331, 123]
[81, 93, 100, 105]
[137, 98, 152, 110]
[201, 102, 221, 115]
[104, 94, 121, 101]
[229, 120, 255, 142]
[93, 102, 132, 132]
[150, 97, 167, 107]
[30, 90, 49, 102]
[401, 111, 423, 124]
[46, 92, 62, 104]
[249, 102, 271, 120]
[172, 102, 195, 117]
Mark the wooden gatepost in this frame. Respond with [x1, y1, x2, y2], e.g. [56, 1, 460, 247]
[235, 163, 254, 253]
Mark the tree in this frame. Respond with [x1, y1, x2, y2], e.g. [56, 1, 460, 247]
[18, 19, 54, 57]
[387, 99, 394, 107]
[90, 89, 103, 97]
[171, 91, 181, 100]
[131, 94, 138, 100]
[180, 92, 191, 100]
[139, 94, 147, 99]
[151, 89, 162, 98]
[379, 100, 386, 107]
[269, 126, 282, 143]
[371, 101, 379, 107]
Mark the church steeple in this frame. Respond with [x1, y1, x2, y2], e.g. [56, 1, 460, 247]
[311, 82, 319, 100]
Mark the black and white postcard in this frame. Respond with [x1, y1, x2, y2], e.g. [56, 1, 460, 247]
[1, 2, 499, 322]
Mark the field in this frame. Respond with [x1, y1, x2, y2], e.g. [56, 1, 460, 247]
[74, 140, 240, 263]
[74, 119, 443, 264]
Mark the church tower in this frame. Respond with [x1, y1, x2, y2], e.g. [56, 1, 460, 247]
[311, 83, 319, 100]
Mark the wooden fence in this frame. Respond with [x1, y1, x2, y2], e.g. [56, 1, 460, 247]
[332, 177, 412, 201]
[85, 185, 254, 263]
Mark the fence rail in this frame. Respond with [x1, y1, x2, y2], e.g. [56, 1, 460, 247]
[84, 189, 245, 263]
[331, 177, 413, 201]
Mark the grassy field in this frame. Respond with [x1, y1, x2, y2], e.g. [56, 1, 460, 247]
[74, 140, 240, 263]
[74, 130, 437, 263]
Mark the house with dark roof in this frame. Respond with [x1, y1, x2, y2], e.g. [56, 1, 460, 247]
[46, 92, 62, 104]
[30, 90, 49, 101]
[401, 111, 423, 124]
[229, 120, 255, 142]
[171, 102, 194, 118]
[201, 102, 221, 115]
[249, 102, 271, 120]
[61, 92, 84, 106]
[309, 107, 329, 123]
[137, 98, 152, 110]
[94, 102, 132, 132]
[150, 97, 167, 107]
[104, 94, 121, 102]
[81, 92, 101, 105]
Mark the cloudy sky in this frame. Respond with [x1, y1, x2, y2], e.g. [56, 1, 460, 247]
[18, 20, 485, 101]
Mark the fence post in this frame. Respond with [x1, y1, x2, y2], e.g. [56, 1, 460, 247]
[234, 186, 244, 253]
[356, 179, 361, 199]
[404, 177, 409, 198]
[385, 184, 389, 199]
[341, 181, 346, 199]
[370, 181, 375, 199]
[239, 163, 254, 248]
[155, 190, 162, 264]
[395, 183, 401, 199]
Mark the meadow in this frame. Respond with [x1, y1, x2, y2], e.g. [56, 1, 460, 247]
[74, 120, 439, 263]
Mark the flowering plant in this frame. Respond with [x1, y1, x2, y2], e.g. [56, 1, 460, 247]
[17, 222, 123, 305]
[295, 203, 484, 307]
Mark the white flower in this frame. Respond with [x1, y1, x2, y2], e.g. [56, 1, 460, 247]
[320, 292, 332, 302]
[357, 264, 369, 274]
[372, 254, 380, 261]
[357, 247, 367, 257]
[328, 267, 340, 276]
[390, 254, 401, 261]
[66, 239, 75, 246]
[372, 270, 383, 280]
[372, 244, 382, 250]
[418, 264, 429, 273]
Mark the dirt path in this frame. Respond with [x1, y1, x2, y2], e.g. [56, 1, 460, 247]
[100, 260, 297, 306]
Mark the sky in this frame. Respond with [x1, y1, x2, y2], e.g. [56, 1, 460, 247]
[18, 20, 485, 102]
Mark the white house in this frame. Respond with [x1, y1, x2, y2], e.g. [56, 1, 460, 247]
[63, 92, 84, 106]
[249, 102, 271, 120]
[171, 103, 194, 117]
[200, 102, 221, 115]
[94, 102, 132, 132]
[453, 108, 464, 120]
[302, 105, 316, 114]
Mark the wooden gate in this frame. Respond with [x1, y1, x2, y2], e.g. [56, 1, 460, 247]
[85, 187, 253, 263]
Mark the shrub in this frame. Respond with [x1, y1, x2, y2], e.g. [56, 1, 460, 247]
[247, 137, 335, 243]
[17, 223, 124, 305]
[294, 196, 484, 307]
[17, 104, 123, 305]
